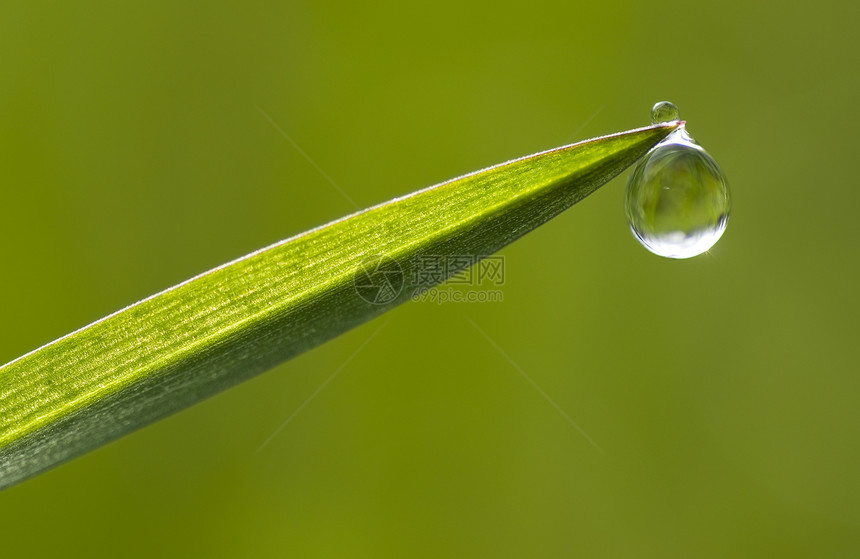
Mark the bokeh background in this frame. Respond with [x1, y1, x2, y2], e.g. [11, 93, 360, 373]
[2, 1, 858, 556]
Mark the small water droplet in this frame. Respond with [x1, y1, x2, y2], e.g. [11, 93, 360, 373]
[625, 114, 730, 259]
[650, 101, 680, 124]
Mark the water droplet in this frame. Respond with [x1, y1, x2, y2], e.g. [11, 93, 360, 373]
[650, 101, 680, 124]
[625, 124, 730, 259]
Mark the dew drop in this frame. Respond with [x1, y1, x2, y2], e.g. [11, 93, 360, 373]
[625, 113, 730, 259]
[650, 101, 680, 124]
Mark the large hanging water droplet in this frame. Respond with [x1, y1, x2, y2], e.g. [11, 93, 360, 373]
[625, 107, 730, 259]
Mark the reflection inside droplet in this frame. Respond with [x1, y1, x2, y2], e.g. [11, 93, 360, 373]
[625, 126, 730, 259]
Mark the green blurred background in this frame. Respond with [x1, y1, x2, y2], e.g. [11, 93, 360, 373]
[2, 1, 858, 556]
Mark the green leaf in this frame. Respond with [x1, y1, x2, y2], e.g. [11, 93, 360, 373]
[0, 122, 679, 489]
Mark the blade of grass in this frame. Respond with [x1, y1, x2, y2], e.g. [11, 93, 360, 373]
[0, 122, 680, 489]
